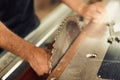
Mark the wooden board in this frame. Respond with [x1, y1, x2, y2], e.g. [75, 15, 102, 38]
[47, 22, 109, 80]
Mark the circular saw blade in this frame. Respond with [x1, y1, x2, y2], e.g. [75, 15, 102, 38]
[51, 16, 84, 69]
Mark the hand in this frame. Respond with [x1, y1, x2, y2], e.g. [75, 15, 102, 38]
[27, 47, 51, 76]
[0, 21, 51, 76]
[80, 2, 107, 23]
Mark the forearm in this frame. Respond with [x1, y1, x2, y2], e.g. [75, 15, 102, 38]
[0, 21, 35, 61]
[0, 21, 51, 75]
[62, 0, 86, 14]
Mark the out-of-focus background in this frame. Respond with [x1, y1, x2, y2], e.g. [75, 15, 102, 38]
[34, 0, 61, 19]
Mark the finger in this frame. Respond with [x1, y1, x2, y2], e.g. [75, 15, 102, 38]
[43, 53, 51, 73]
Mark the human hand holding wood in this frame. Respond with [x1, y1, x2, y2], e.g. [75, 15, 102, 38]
[27, 47, 51, 76]
[62, 0, 107, 23]
[0, 22, 51, 76]
[80, 2, 107, 23]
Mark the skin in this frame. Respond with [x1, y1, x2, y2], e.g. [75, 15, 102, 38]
[0, 0, 107, 76]
[62, 0, 107, 23]
[0, 22, 51, 75]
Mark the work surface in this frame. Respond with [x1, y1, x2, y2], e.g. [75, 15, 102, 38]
[1, 0, 120, 80]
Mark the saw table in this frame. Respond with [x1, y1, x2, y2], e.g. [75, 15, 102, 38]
[1, 0, 120, 80]
[47, 16, 110, 80]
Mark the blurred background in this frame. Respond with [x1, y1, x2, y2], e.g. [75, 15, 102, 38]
[34, 0, 61, 19]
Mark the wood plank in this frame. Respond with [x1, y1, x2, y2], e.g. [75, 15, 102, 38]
[47, 22, 109, 80]
[59, 34, 109, 80]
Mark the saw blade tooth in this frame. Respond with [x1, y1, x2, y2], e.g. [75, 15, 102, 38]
[58, 27, 63, 31]
[52, 48, 58, 56]
[55, 28, 64, 40]
[51, 16, 83, 69]
[59, 25, 63, 28]
[51, 49, 55, 54]
[54, 27, 62, 41]
[58, 26, 61, 30]
[58, 27, 62, 32]
[54, 33, 59, 40]
[58, 30, 61, 33]
[52, 43, 56, 48]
